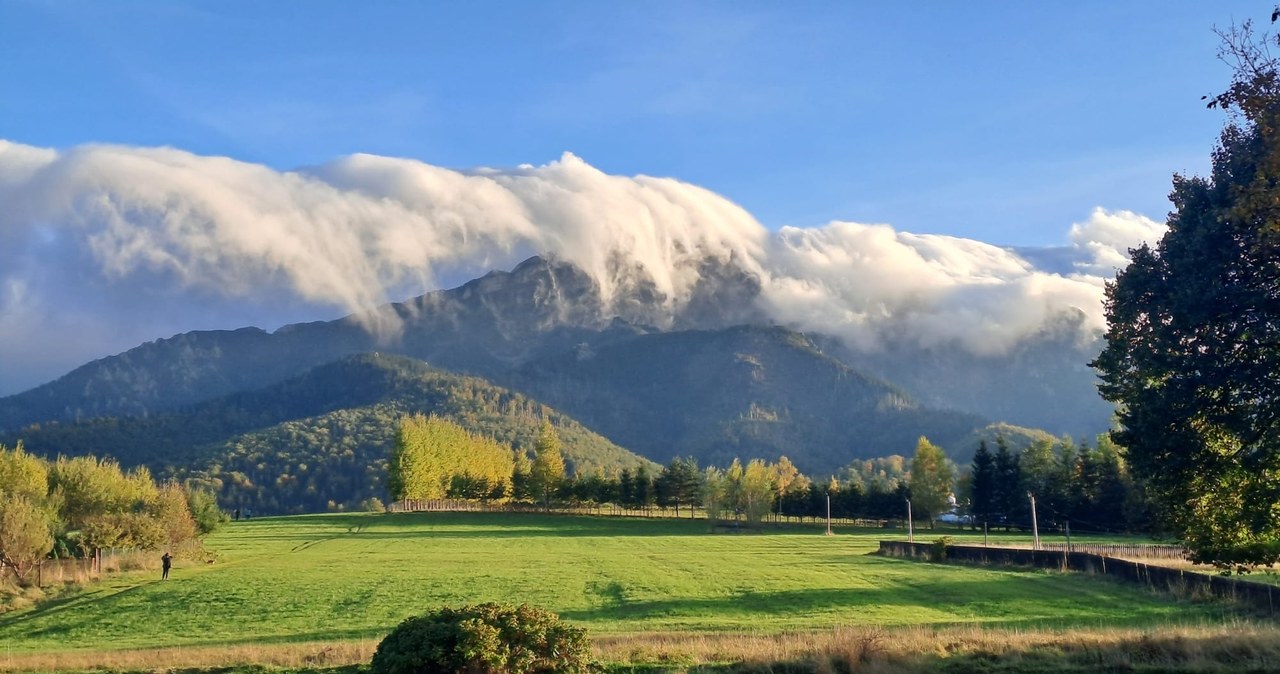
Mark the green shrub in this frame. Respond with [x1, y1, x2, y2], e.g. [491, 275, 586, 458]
[371, 603, 591, 674]
[186, 487, 230, 535]
[928, 536, 954, 563]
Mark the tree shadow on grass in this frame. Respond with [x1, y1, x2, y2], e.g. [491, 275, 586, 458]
[334, 512, 847, 539]
[221, 513, 891, 544]
[560, 580, 1231, 631]
[0, 583, 148, 631]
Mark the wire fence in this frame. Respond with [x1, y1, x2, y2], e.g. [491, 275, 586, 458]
[1006, 543, 1188, 560]
[1, 549, 156, 589]
[1053, 543, 1185, 559]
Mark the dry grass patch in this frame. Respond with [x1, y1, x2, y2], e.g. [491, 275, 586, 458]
[4, 623, 1280, 673]
[594, 622, 1280, 673]
[0, 640, 377, 673]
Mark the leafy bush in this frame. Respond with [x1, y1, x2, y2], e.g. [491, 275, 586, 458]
[186, 486, 229, 535]
[928, 536, 954, 563]
[371, 603, 591, 674]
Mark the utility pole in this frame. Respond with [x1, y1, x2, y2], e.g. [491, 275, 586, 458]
[1028, 492, 1041, 551]
[906, 499, 914, 543]
[825, 494, 832, 536]
[1065, 520, 1072, 553]
[983, 521, 988, 547]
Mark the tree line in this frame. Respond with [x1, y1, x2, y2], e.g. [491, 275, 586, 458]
[387, 415, 1152, 537]
[0, 442, 226, 584]
[962, 435, 1145, 534]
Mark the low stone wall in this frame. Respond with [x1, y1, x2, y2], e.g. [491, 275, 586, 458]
[878, 540, 1279, 615]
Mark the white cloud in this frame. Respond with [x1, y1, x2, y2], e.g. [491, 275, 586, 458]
[1068, 207, 1165, 275]
[0, 140, 1165, 394]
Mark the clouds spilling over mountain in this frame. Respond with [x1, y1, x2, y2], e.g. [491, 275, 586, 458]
[0, 140, 1163, 395]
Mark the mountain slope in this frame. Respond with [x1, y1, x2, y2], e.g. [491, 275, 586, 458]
[510, 325, 987, 474]
[8, 354, 652, 513]
[0, 257, 594, 431]
[1, 255, 1090, 482]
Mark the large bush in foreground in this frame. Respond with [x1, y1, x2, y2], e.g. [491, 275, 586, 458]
[371, 603, 590, 674]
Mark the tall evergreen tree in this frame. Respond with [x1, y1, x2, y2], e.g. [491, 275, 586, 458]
[656, 457, 702, 517]
[633, 465, 656, 511]
[969, 440, 997, 526]
[992, 436, 1023, 528]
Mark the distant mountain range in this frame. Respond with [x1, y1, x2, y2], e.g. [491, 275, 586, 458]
[0, 255, 1111, 511]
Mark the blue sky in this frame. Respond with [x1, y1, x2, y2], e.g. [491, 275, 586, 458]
[0, 1, 1270, 394]
[0, 1, 1261, 246]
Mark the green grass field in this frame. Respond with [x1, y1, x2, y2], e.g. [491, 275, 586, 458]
[0, 512, 1244, 657]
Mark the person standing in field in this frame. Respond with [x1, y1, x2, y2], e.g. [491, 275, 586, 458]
[161, 552, 172, 580]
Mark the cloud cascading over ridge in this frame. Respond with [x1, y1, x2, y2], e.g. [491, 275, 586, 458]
[0, 140, 1165, 395]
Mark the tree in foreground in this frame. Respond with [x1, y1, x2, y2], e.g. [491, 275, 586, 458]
[1094, 14, 1280, 569]
[371, 603, 590, 674]
[908, 437, 955, 529]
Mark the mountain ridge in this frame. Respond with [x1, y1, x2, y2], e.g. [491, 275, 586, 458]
[1, 255, 1107, 484]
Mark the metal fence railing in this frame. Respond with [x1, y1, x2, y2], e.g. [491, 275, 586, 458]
[1018, 543, 1187, 560]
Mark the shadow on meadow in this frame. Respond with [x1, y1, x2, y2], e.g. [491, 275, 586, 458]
[273, 512, 855, 540]
[564, 578, 1209, 630]
[0, 582, 148, 632]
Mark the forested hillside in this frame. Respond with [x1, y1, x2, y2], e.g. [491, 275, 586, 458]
[510, 325, 987, 473]
[8, 354, 651, 513]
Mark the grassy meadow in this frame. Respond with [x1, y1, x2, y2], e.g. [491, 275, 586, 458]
[5, 514, 1274, 670]
[0, 512, 1271, 672]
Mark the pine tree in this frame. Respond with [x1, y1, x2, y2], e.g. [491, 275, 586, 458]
[992, 436, 1023, 528]
[969, 440, 997, 526]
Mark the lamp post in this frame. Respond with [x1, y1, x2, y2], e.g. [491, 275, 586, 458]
[1028, 492, 1041, 551]
[906, 498, 914, 543]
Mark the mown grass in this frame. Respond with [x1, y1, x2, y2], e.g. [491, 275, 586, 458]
[0, 512, 1260, 670]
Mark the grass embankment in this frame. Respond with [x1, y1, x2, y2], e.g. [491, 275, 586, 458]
[0, 512, 1271, 673]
